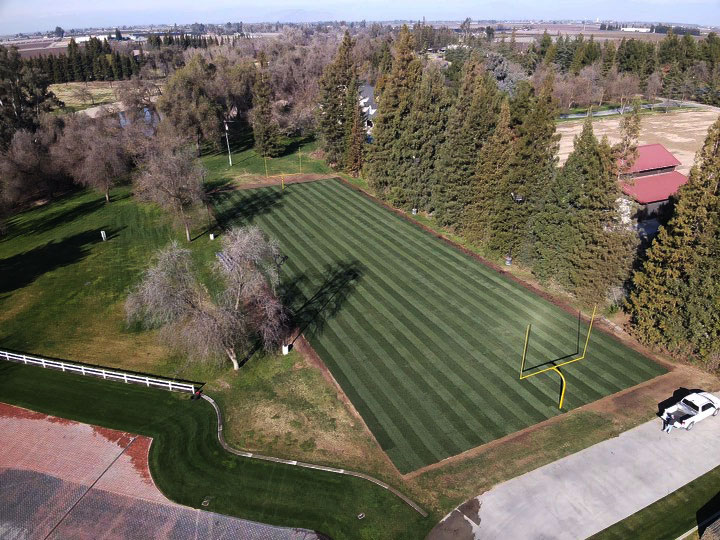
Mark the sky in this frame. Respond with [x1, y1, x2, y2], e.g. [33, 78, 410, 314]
[0, 0, 718, 35]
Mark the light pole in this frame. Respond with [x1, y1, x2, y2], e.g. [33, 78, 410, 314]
[223, 121, 232, 167]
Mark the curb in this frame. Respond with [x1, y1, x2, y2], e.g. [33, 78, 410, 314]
[200, 394, 428, 517]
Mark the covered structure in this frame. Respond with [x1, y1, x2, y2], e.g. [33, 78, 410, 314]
[619, 143, 688, 237]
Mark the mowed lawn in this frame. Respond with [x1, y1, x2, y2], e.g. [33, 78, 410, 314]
[214, 180, 667, 473]
[0, 361, 429, 540]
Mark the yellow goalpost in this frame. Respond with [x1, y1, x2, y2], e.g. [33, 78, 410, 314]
[519, 305, 597, 409]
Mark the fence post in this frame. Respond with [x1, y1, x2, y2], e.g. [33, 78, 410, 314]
[124, 374, 128, 384]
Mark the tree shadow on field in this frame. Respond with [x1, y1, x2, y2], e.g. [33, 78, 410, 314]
[282, 260, 364, 343]
[209, 190, 285, 231]
[276, 134, 315, 158]
[0, 228, 117, 295]
[697, 490, 720, 537]
[3, 197, 107, 241]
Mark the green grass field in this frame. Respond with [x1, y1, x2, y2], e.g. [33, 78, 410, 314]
[0, 360, 430, 540]
[213, 180, 667, 473]
[202, 138, 331, 185]
[0, 189, 177, 363]
[591, 465, 720, 540]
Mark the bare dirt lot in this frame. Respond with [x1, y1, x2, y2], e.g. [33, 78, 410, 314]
[0, 402, 319, 540]
[557, 109, 720, 174]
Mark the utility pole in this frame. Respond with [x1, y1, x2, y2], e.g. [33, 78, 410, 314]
[223, 121, 232, 167]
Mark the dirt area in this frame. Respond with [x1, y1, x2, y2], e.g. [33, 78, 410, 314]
[557, 109, 719, 174]
[233, 173, 336, 190]
[0, 402, 320, 539]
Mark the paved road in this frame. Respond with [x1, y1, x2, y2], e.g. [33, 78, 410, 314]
[431, 393, 720, 540]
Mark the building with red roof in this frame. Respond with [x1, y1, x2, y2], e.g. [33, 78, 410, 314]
[621, 143, 682, 177]
[621, 171, 688, 205]
[618, 144, 687, 235]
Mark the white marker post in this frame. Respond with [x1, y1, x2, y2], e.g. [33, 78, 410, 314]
[100, 230, 107, 241]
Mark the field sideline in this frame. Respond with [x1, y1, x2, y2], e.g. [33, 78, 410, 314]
[214, 179, 667, 474]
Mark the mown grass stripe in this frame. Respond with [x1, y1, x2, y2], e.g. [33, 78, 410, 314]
[220, 181, 666, 472]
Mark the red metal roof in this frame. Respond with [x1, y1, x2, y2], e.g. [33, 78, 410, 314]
[622, 144, 681, 174]
[621, 171, 688, 204]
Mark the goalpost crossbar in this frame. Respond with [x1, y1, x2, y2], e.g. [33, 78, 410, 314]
[518, 305, 597, 408]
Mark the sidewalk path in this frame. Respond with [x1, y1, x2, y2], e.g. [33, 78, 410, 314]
[431, 393, 720, 540]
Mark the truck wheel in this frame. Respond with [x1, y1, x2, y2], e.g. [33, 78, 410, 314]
[686, 422, 694, 431]
[713, 408, 719, 417]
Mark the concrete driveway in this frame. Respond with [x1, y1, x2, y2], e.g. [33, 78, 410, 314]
[431, 393, 720, 540]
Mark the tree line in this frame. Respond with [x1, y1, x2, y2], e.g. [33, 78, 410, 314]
[355, 27, 719, 368]
[519, 30, 720, 106]
[23, 38, 141, 84]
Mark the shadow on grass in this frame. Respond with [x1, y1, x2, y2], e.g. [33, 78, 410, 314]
[698, 490, 720, 536]
[521, 311, 584, 374]
[276, 135, 316, 158]
[0, 228, 119, 295]
[282, 261, 364, 342]
[3, 197, 108, 241]
[209, 190, 285, 231]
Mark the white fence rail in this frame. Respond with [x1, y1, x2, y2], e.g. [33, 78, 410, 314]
[0, 350, 199, 393]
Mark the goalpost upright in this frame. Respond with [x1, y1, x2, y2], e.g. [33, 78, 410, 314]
[519, 305, 597, 409]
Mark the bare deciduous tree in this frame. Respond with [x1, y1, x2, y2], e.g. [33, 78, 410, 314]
[133, 132, 206, 241]
[51, 114, 130, 202]
[607, 71, 640, 113]
[126, 227, 288, 370]
[645, 72, 663, 106]
[71, 86, 94, 106]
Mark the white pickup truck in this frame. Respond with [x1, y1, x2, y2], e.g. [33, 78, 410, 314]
[661, 392, 720, 432]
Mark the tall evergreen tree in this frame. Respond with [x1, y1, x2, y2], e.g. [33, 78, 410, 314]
[464, 98, 515, 248]
[344, 76, 366, 177]
[250, 57, 281, 157]
[433, 55, 500, 229]
[393, 65, 450, 211]
[533, 118, 636, 303]
[374, 40, 393, 99]
[317, 32, 354, 167]
[493, 75, 559, 260]
[628, 117, 720, 362]
[365, 26, 422, 197]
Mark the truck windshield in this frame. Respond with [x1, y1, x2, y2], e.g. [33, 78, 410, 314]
[681, 399, 699, 412]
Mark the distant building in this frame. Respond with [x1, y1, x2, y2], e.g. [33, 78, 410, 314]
[359, 83, 377, 135]
[619, 143, 688, 237]
[621, 27, 651, 33]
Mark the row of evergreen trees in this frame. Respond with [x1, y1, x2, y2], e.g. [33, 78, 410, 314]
[145, 33, 233, 50]
[24, 38, 141, 84]
[364, 27, 637, 304]
[526, 30, 720, 82]
[361, 27, 719, 365]
[317, 33, 367, 177]
[629, 117, 720, 367]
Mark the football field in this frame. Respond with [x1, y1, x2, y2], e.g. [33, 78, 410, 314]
[214, 180, 666, 473]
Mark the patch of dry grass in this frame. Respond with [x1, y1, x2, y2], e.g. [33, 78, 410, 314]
[206, 350, 398, 480]
[50, 81, 123, 112]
